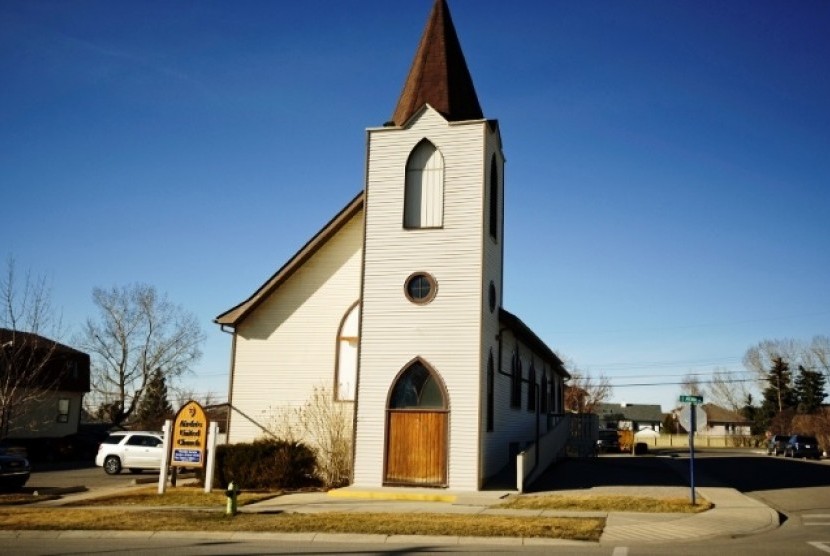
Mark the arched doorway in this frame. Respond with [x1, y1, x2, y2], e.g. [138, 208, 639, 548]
[384, 359, 448, 486]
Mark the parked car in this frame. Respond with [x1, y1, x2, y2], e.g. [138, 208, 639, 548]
[0, 445, 31, 491]
[783, 434, 822, 460]
[95, 431, 164, 475]
[596, 429, 620, 453]
[766, 434, 789, 456]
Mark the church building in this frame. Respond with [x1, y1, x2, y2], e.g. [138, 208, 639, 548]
[215, 0, 570, 491]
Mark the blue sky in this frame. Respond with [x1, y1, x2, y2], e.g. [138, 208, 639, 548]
[2, 0, 829, 413]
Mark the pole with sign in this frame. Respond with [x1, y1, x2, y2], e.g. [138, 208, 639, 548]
[678, 395, 705, 506]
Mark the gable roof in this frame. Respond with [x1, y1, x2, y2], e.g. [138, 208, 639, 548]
[702, 403, 749, 424]
[214, 192, 363, 326]
[390, 0, 483, 127]
[0, 328, 90, 392]
[596, 402, 664, 423]
[0, 329, 86, 358]
[499, 308, 569, 378]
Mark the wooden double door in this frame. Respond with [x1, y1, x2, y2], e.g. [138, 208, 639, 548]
[385, 409, 448, 486]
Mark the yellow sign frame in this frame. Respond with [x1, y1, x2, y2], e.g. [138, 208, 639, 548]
[171, 400, 208, 468]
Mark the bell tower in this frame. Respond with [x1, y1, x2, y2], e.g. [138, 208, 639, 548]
[353, 0, 505, 491]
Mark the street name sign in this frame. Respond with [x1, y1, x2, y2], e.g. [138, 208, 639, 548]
[679, 395, 703, 404]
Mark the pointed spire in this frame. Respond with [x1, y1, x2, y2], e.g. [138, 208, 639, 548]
[391, 0, 483, 127]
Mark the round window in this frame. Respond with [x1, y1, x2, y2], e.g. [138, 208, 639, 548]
[405, 273, 437, 304]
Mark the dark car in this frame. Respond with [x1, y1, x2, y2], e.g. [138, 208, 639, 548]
[596, 429, 620, 453]
[784, 434, 822, 460]
[0, 445, 31, 491]
[767, 434, 789, 456]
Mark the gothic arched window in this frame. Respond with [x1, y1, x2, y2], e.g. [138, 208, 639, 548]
[335, 302, 359, 401]
[404, 140, 444, 229]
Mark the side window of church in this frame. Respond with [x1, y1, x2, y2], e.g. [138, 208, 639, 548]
[510, 350, 522, 409]
[336, 304, 360, 401]
[489, 154, 498, 240]
[486, 351, 494, 431]
[527, 364, 536, 412]
[404, 140, 444, 229]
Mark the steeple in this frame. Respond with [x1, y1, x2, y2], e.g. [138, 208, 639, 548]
[390, 0, 483, 127]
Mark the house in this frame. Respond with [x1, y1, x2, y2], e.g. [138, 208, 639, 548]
[0, 328, 90, 441]
[595, 403, 663, 432]
[684, 403, 750, 436]
[215, 0, 570, 491]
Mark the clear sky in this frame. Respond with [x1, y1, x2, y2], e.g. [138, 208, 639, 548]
[2, 0, 829, 414]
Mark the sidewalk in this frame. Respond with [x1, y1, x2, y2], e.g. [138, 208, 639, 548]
[234, 482, 779, 546]
[11, 473, 779, 547]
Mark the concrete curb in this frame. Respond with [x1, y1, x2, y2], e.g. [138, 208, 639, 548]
[0, 529, 596, 546]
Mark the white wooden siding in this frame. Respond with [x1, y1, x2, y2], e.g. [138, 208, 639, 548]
[481, 329, 547, 480]
[355, 108, 489, 490]
[228, 211, 363, 444]
[479, 127, 506, 484]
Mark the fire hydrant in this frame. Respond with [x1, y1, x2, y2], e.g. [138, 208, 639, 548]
[225, 481, 239, 516]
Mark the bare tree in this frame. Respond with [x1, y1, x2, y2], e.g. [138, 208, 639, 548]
[679, 373, 704, 398]
[564, 371, 612, 414]
[78, 284, 205, 427]
[0, 258, 64, 438]
[171, 387, 219, 410]
[806, 336, 830, 377]
[706, 368, 750, 412]
[744, 338, 810, 378]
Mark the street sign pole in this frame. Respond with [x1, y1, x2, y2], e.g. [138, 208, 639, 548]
[689, 403, 696, 506]
[679, 394, 703, 506]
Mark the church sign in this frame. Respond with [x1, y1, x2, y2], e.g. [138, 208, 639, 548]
[171, 400, 208, 468]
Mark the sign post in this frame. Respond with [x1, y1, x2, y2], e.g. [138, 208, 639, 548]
[678, 395, 704, 506]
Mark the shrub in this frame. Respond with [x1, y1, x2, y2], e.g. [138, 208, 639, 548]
[214, 439, 320, 490]
[264, 385, 353, 488]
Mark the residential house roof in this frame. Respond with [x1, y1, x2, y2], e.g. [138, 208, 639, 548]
[0, 328, 90, 392]
[701, 403, 749, 425]
[596, 402, 664, 424]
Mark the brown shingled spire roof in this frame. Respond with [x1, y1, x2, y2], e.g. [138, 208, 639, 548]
[390, 0, 483, 127]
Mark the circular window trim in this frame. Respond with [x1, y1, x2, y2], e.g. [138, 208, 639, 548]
[404, 272, 438, 304]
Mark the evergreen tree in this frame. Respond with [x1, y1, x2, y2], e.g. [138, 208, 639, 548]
[740, 393, 765, 435]
[759, 357, 795, 431]
[794, 364, 827, 414]
[134, 368, 173, 430]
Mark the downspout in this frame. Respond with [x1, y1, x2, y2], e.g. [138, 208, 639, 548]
[219, 324, 236, 442]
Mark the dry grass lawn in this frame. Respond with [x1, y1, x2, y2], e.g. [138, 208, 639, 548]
[67, 486, 277, 507]
[0, 487, 715, 541]
[0, 508, 604, 541]
[502, 493, 712, 513]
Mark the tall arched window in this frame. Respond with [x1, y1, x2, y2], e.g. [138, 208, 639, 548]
[486, 350, 494, 432]
[335, 302, 359, 401]
[489, 154, 498, 240]
[404, 140, 444, 228]
[540, 369, 549, 414]
[527, 363, 537, 412]
[510, 349, 522, 409]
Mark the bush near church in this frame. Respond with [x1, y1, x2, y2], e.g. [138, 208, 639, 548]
[213, 439, 320, 490]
